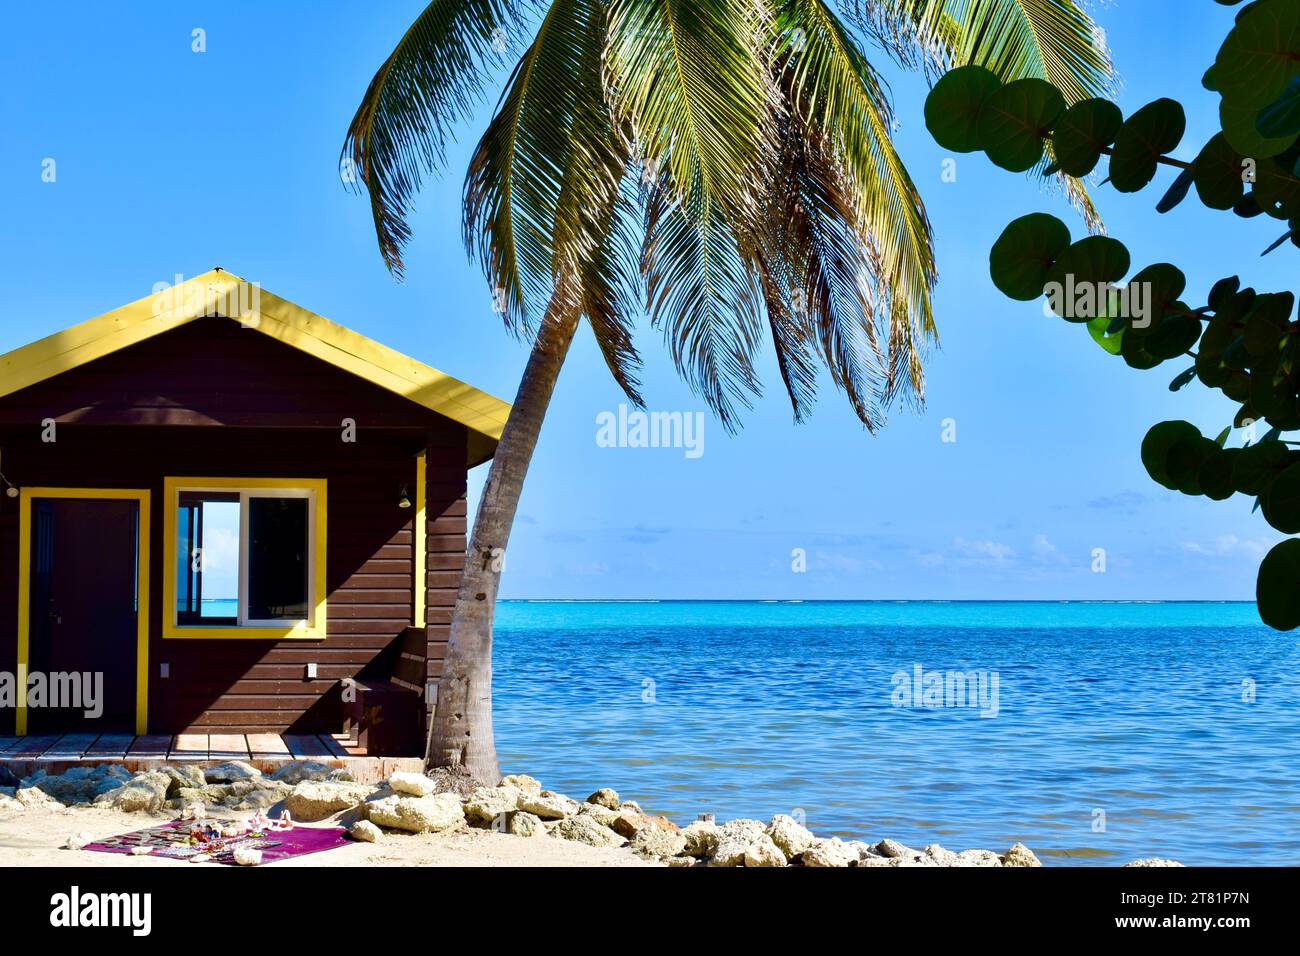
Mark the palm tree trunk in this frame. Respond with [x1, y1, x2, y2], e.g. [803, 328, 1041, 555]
[426, 282, 582, 781]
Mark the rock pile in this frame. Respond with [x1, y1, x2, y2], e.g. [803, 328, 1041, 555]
[0, 760, 347, 817]
[2, 763, 1182, 867]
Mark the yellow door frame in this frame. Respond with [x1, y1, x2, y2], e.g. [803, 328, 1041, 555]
[16, 487, 151, 735]
[414, 451, 426, 629]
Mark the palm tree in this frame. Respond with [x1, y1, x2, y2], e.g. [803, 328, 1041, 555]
[343, 0, 1113, 782]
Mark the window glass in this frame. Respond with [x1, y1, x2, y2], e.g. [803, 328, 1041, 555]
[247, 496, 309, 621]
[176, 492, 239, 624]
[173, 488, 312, 627]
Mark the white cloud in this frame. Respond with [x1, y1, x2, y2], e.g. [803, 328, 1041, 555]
[1031, 534, 1068, 565]
[952, 538, 1016, 564]
[1180, 535, 1273, 560]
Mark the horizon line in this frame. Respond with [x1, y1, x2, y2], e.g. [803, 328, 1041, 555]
[497, 598, 1258, 605]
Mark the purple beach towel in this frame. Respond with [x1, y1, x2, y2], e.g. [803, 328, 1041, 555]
[84, 820, 351, 865]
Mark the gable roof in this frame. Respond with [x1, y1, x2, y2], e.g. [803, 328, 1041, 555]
[0, 269, 510, 466]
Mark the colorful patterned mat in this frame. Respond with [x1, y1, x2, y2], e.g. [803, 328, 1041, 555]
[84, 820, 351, 865]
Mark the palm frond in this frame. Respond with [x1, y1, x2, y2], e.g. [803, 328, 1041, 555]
[575, 176, 647, 407]
[607, 0, 776, 428]
[464, 0, 627, 335]
[770, 107, 898, 429]
[772, 0, 936, 406]
[606, 0, 774, 224]
[641, 175, 765, 431]
[342, 0, 528, 276]
[860, 0, 1116, 229]
[756, 268, 822, 423]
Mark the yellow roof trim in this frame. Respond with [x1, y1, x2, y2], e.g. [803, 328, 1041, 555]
[0, 269, 510, 465]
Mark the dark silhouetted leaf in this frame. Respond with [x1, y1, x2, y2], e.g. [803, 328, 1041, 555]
[1051, 97, 1122, 177]
[1110, 99, 1186, 192]
[989, 212, 1071, 301]
[1258, 538, 1300, 630]
[1157, 167, 1196, 212]
[1169, 365, 1197, 391]
[1192, 133, 1246, 209]
[1215, 1, 1300, 110]
[924, 65, 1002, 152]
[976, 78, 1067, 172]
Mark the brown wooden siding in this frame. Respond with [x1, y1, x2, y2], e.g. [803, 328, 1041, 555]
[0, 319, 471, 738]
[425, 453, 468, 727]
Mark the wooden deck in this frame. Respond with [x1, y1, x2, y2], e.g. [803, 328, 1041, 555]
[0, 733, 422, 785]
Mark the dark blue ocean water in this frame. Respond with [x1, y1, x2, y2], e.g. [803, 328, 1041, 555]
[491, 601, 1300, 866]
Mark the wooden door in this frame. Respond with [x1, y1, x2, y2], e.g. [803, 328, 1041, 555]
[27, 497, 139, 732]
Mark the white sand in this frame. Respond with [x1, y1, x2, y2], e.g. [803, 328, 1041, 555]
[0, 805, 656, 868]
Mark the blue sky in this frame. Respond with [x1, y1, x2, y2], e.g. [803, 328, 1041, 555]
[0, 2, 1290, 600]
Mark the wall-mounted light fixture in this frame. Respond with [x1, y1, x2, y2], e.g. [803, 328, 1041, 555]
[397, 484, 412, 509]
[0, 450, 18, 498]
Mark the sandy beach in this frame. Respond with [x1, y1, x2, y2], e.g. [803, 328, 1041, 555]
[0, 803, 654, 868]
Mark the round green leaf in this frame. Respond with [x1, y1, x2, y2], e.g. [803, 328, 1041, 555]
[1262, 462, 1300, 533]
[1200, 446, 1238, 500]
[1086, 316, 1124, 354]
[1234, 191, 1266, 217]
[1109, 99, 1186, 192]
[1209, 275, 1241, 310]
[1220, 98, 1297, 159]
[1193, 133, 1247, 209]
[976, 78, 1067, 172]
[1258, 76, 1300, 137]
[1242, 292, 1295, 356]
[1214, 0, 1300, 110]
[1043, 236, 1131, 321]
[1141, 420, 1200, 488]
[1121, 334, 1162, 369]
[1250, 353, 1300, 427]
[1251, 156, 1300, 219]
[1223, 370, 1253, 404]
[989, 213, 1071, 301]
[1257, 538, 1300, 631]
[1145, 310, 1202, 360]
[1128, 263, 1186, 330]
[1232, 438, 1290, 494]
[1196, 348, 1230, 387]
[1051, 98, 1123, 177]
[1166, 435, 1216, 495]
[925, 65, 1003, 152]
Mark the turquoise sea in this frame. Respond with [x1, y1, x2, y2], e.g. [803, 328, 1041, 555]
[491, 600, 1300, 866]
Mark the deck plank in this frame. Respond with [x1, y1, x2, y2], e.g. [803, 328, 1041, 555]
[85, 734, 134, 758]
[283, 734, 331, 758]
[316, 734, 349, 757]
[247, 733, 291, 758]
[7, 735, 62, 759]
[331, 733, 366, 757]
[0, 737, 23, 755]
[127, 735, 173, 758]
[207, 734, 250, 759]
[42, 733, 101, 760]
[170, 734, 209, 760]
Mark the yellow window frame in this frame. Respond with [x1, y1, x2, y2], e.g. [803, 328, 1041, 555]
[16, 487, 151, 736]
[162, 477, 327, 640]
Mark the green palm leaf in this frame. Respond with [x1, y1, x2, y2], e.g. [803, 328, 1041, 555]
[464, 0, 629, 334]
[862, 0, 1116, 228]
[771, 0, 936, 406]
[641, 176, 765, 429]
[770, 117, 892, 428]
[342, 0, 528, 277]
[607, 0, 775, 428]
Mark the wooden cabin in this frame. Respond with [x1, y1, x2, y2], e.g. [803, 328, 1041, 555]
[0, 270, 507, 760]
